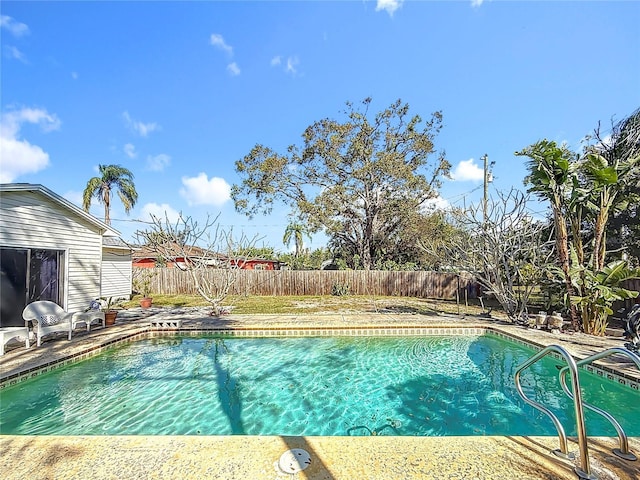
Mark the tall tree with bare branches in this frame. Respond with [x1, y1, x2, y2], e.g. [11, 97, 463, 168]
[423, 189, 550, 322]
[134, 212, 260, 316]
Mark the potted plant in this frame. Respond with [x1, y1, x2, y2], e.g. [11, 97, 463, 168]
[92, 297, 123, 326]
[133, 269, 156, 308]
[137, 277, 153, 308]
[139, 296, 153, 309]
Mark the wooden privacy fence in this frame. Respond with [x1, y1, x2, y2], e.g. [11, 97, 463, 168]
[138, 268, 477, 300]
[618, 279, 640, 313]
[624, 278, 640, 293]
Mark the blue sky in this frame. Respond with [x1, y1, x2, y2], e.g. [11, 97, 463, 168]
[2, 1, 639, 252]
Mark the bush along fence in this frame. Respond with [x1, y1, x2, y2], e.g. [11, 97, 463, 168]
[135, 268, 479, 300]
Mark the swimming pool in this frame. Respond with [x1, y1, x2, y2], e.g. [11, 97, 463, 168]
[0, 333, 637, 436]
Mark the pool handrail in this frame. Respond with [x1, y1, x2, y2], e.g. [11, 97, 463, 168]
[558, 347, 640, 462]
[514, 344, 596, 480]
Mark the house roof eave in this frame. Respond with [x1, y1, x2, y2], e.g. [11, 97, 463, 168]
[0, 183, 120, 235]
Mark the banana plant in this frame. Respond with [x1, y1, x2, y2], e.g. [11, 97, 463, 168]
[569, 260, 640, 336]
[579, 152, 640, 272]
[518, 140, 582, 329]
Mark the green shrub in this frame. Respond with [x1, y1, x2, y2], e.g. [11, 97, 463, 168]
[331, 282, 351, 296]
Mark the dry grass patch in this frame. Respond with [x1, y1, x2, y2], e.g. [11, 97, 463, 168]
[125, 294, 491, 317]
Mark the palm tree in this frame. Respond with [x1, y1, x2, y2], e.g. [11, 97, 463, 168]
[83, 164, 138, 225]
[283, 222, 310, 257]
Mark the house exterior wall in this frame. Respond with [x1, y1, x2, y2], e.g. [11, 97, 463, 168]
[101, 247, 132, 299]
[133, 257, 280, 270]
[232, 259, 280, 270]
[237, 259, 278, 270]
[0, 190, 103, 314]
[133, 257, 185, 268]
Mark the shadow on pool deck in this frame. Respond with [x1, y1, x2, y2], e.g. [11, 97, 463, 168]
[1, 308, 639, 479]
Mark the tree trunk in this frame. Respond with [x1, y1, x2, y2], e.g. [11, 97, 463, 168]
[554, 207, 580, 330]
[592, 201, 609, 272]
[103, 188, 111, 225]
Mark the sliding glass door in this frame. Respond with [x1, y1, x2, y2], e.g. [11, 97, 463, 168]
[0, 247, 65, 327]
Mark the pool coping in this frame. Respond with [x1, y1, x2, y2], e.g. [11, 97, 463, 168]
[0, 434, 638, 480]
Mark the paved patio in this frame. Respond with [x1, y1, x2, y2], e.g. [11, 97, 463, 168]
[1, 308, 639, 479]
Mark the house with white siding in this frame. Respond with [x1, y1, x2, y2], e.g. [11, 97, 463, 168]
[0, 183, 133, 327]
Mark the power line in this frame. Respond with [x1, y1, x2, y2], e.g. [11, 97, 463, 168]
[442, 185, 484, 206]
[108, 217, 292, 228]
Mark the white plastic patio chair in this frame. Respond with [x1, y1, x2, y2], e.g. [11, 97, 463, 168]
[22, 300, 74, 347]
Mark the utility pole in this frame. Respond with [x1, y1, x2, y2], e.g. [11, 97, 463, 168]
[482, 154, 489, 223]
[479, 153, 489, 314]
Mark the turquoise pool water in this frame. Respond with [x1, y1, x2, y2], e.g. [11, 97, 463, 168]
[0, 334, 637, 436]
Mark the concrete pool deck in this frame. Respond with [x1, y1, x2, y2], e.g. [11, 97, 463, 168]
[1, 308, 639, 479]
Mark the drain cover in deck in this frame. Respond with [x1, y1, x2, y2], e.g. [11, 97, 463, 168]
[278, 448, 311, 474]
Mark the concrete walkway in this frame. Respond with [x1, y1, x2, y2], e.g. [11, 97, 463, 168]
[1, 308, 639, 480]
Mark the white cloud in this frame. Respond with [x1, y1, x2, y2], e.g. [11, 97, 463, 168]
[271, 55, 300, 75]
[4, 45, 27, 63]
[376, 0, 403, 16]
[1, 108, 61, 135]
[0, 15, 30, 37]
[471, 0, 484, 7]
[146, 153, 171, 171]
[450, 158, 484, 182]
[0, 107, 61, 182]
[0, 140, 49, 183]
[180, 173, 231, 206]
[600, 134, 613, 148]
[227, 62, 241, 76]
[122, 111, 159, 137]
[210, 33, 233, 56]
[422, 196, 450, 213]
[71, 71, 78, 80]
[285, 56, 299, 75]
[123, 143, 137, 159]
[141, 202, 181, 223]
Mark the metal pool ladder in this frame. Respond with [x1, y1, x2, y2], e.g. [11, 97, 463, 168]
[514, 344, 640, 480]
